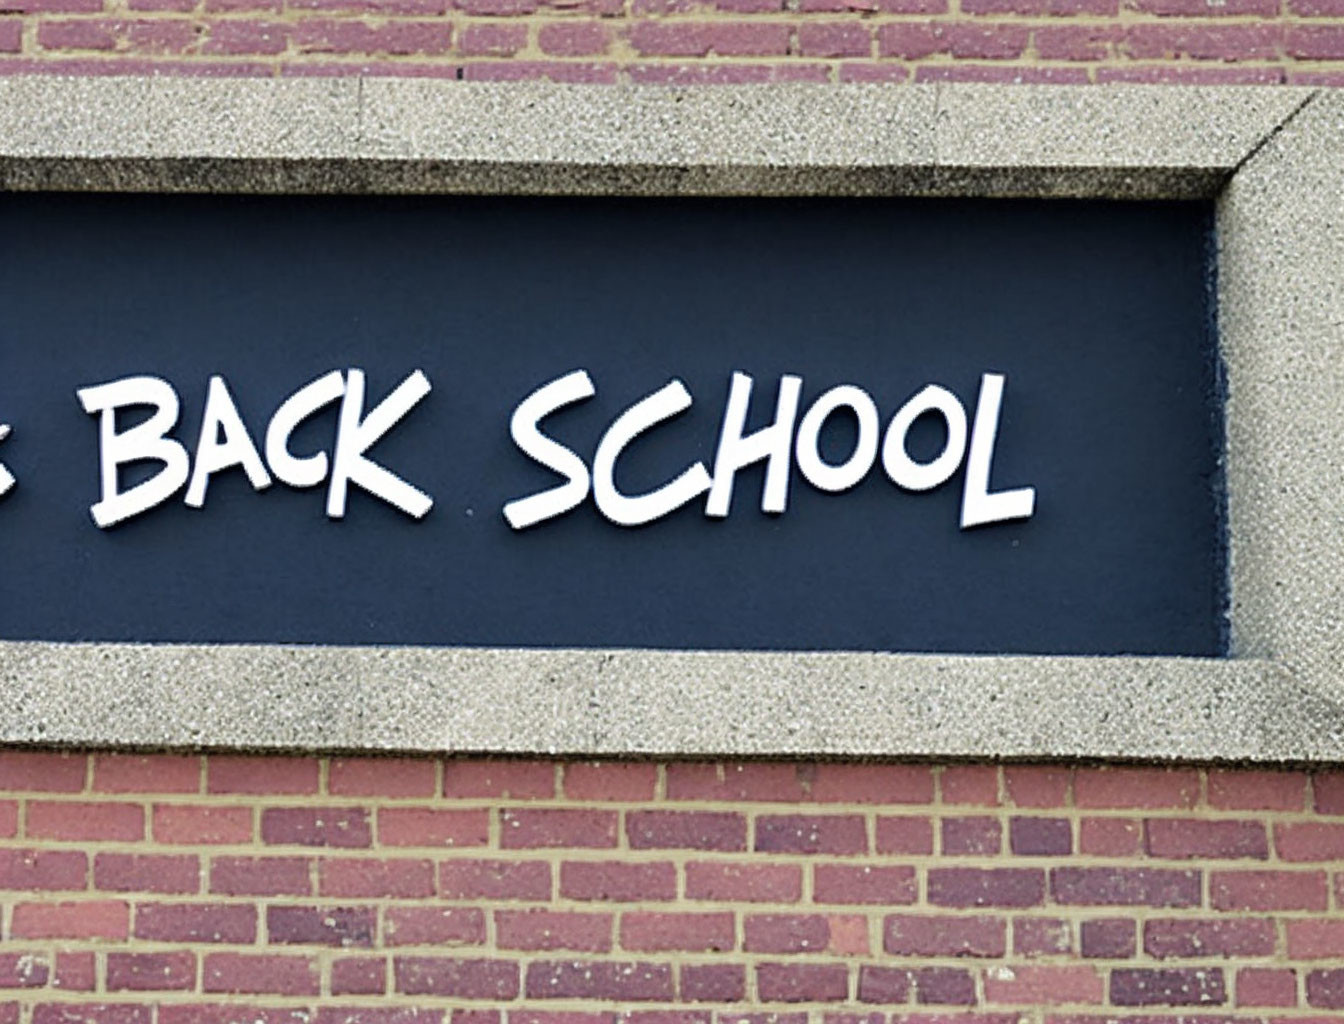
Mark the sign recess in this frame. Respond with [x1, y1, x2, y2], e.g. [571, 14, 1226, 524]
[0, 192, 1224, 656]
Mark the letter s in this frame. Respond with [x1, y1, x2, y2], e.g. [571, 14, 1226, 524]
[502, 369, 596, 530]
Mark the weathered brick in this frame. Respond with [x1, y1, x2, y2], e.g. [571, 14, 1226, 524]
[154, 805, 252, 845]
[501, 809, 617, 849]
[106, 952, 195, 991]
[1033, 25, 1120, 60]
[1013, 917, 1071, 957]
[941, 766, 999, 805]
[0, 752, 85, 792]
[525, 960, 673, 1001]
[496, 909, 612, 953]
[914, 64, 1091, 82]
[136, 903, 258, 943]
[685, 862, 801, 902]
[208, 756, 319, 794]
[756, 814, 866, 855]
[943, 815, 1003, 855]
[1052, 867, 1201, 907]
[1276, 822, 1344, 861]
[1127, 0, 1276, 12]
[1144, 918, 1277, 958]
[396, 958, 519, 999]
[1110, 967, 1227, 1006]
[457, 23, 526, 56]
[967, 0, 1115, 11]
[11, 901, 128, 940]
[1123, 24, 1281, 62]
[1078, 817, 1141, 856]
[261, 807, 371, 848]
[797, 23, 870, 57]
[1080, 917, 1135, 958]
[94, 854, 199, 894]
[814, 864, 916, 905]
[1003, 767, 1069, 808]
[443, 760, 554, 799]
[385, 907, 486, 946]
[1289, 919, 1344, 958]
[620, 912, 734, 952]
[0, 849, 86, 890]
[668, 763, 805, 803]
[1210, 769, 1307, 811]
[875, 816, 935, 854]
[267, 905, 376, 947]
[1308, 968, 1344, 1008]
[329, 758, 436, 798]
[94, 754, 200, 793]
[911, 967, 975, 1005]
[885, 914, 1005, 957]
[878, 22, 1028, 59]
[331, 957, 385, 996]
[27, 801, 142, 841]
[809, 764, 935, 804]
[32, 1006, 151, 1024]
[756, 963, 848, 1003]
[203, 953, 319, 995]
[314, 1011, 439, 1024]
[1315, 771, 1344, 814]
[202, 21, 290, 55]
[680, 964, 744, 1002]
[1073, 768, 1199, 809]
[461, 61, 618, 83]
[1211, 870, 1328, 911]
[53, 953, 95, 992]
[291, 20, 451, 55]
[856, 966, 909, 1004]
[211, 856, 312, 896]
[320, 857, 435, 898]
[627, 811, 746, 851]
[746, 914, 866, 955]
[0, 801, 15, 837]
[929, 868, 1044, 907]
[156, 1008, 311, 1024]
[0, 954, 50, 988]
[1145, 818, 1269, 860]
[983, 965, 1103, 1005]
[628, 21, 791, 58]
[379, 808, 489, 847]
[440, 859, 551, 900]
[1236, 967, 1297, 1006]
[537, 21, 609, 57]
[1010, 817, 1071, 855]
[560, 861, 676, 901]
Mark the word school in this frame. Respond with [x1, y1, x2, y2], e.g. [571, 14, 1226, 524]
[59, 368, 1035, 530]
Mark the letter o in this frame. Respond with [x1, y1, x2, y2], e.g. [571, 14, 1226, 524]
[882, 383, 968, 492]
[794, 384, 880, 493]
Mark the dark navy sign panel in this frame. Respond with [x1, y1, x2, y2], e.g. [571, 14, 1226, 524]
[0, 194, 1224, 656]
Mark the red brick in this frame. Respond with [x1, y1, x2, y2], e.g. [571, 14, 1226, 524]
[154, 805, 252, 845]
[562, 762, 656, 801]
[1013, 917, 1071, 957]
[1052, 868, 1201, 907]
[857, 966, 909, 1003]
[1276, 823, 1344, 862]
[537, 21, 609, 57]
[136, 903, 257, 943]
[0, 954, 50, 987]
[1080, 917, 1134, 958]
[746, 914, 866, 955]
[802, 0, 943, 8]
[1211, 870, 1328, 911]
[797, 23, 870, 58]
[626, 22, 789, 58]
[0, 752, 85, 792]
[1127, 0, 1275, 11]
[1236, 967, 1297, 1007]
[106, 952, 194, 991]
[502, 809, 616, 849]
[756, 814, 866, 855]
[627, 811, 745, 851]
[914, 64, 1091, 82]
[54, 953, 94, 991]
[1146, 818, 1268, 860]
[314, 1011, 440, 1024]
[320, 857, 434, 898]
[941, 766, 999, 805]
[440, 859, 551, 900]
[1097, 64, 1284, 83]
[814, 864, 916, 905]
[261, 807, 371, 848]
[157, 1009, 311, 1024]
[756, 963, 848, 1003]
[461, 61, 617, 83]
[210, 856, 312, 896]
[291, 19, 451, 55]
[267, 905, 375, 947]
[1110, 966, 1226, 1006]
[1145, 917, 1276, 957]
[0, 849, 86, 890]
[885, 914, 1005, 957]
[681, 964, 744, 1002]
[496, 910, 612, 952]
[1308, 968, 1344, 1008]
[983, 965, 1103, 1005]
[1078, 817, 1141, 856]
[94, 854, 199, 894]
[1074, 768, 1199, 809]
[379, 808, 489, 848]
[11, 901, 128, 940]
[878, 22, 1028, 59]
[1288, 919, 1344, 958]
[1004, 767, 1070, 808]
[668, 763, 803, 802]
[1315, 771, 1344, 814]
[329, 758, 435, 798]
[331, 957, 385, 996]
[94, 754, 200, 793]
[561, 861, 676, 901]
[929, 868, 1043, 908]
[875, 816, 934, 854]
[809, 765, 935, 804]
[624, 63, 825, 85]
[911, 967, 975, 1005]
[457, 23, 526, 56]
[0, 802, 15, 838]
[620, 912, 734, 952]
[443, 759, 554, 799]
[32, 1006, 151, 1024]
[1010, 817, 1071, 855]
[685, 862, 801, 902]
[942, 816, 1001, 855]
[967, 0, 1114, 11]
[1123, 24, 1280, 61]
[1033, 25, 1120, 60]
[385, 907, 486, 946]
[27, 801, 142, 841]
[203, 953, 319, 995]
[208, 756, 319, 794]
[1209, 769, 1307, 811]
[526, 960, 671, 1001]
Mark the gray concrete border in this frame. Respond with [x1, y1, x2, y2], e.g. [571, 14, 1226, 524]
[0, 80, 1340, 763]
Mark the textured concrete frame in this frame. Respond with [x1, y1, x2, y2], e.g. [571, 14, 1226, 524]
[0, 80, 1340, 764]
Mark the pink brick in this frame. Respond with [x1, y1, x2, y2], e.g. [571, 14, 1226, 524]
[875, 816, 935, 854]
[210, 856, 312, 896]
[1292, 0, 1344, 10]
[746, 914, 867, 955]
[1127, 0, 1276, 12]
[941, 766, 999, 805]
[814, 864, 917, 905]
[106, 952, 195, 991]
[329, 758, 435, 798]
[914, 64, 1090, 82]
[808, 765, 935, 805]
[537, 21, 609, 56]
[0, 802, 16, 837]
[1277, 823, 1344, 862]
[1211, 870, 1328, 911]
[1237, 967, 1297, 1007]
[208, 756, 319, 795]
[879, 21, 1028, 59]
[625, 62, 827, 84]
[1209, 769, 1307, 811]
[685, 862, 801, 902]
[457, 22, 525, 55]
[261, 807, 370, 848]
[943, 816, 1001, 855]
[626, 22, 790, 57]
[1145, 917, 1277, 957]
[983, 965, 1103, 1005]
[461, 61, 617, 83]
[562, 762, 656, 801]
[94, 854, 200, 894]
[93, 754, 199, 793]
[331, 957, 385, 996]
[203, 953, 319, 995]
[802, 0, 943, 9]
[1013, 917, 1071, 957]
[496, 910, 612, 952]
[0, 753, 85, 792]
[135, 903, 257, 943]
[1145, 818, 1268, 859]
[379, 808, 489, 847]
[561, 861, 676, 901]
[620, 912, 734, 952]
[756, 814, 866, 855]
[757, 963, 848, 1003]
[967, 0, 1114, 10]
[797, 23, 870, 57]
[396, 957, 519, 999]
[1123, 24, 1281, 61]
[1004, 767, 1070, 808]
[202, 21, 290, 55]
[1097, 64, 1284, 83]
[1288, 919, 1344, 958]
[154, 805, 252, 845]
[385, 907, 486, 946]
[320, 857, 434, 898]
[1074, 768, 1199, 809]
[440, 859, 551, 900]
[27, 801, 142, 841]
[291, 19, 452, 55]
[1078, 817, 1141, 856]
[0, 849, 87, 890]
[884, 914, 1005, 957]
[1033, 25, 1120, 60]
[501, 809, 617, 849]
[11, 901, 128, 940]
[627, 811, 746, 851]
[292, 0, 446, 10]
[443, 760, 554, 799]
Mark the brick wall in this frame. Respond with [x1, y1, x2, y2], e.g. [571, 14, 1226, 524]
[0, 0, 1342, 83]
[0, 753, 1339, 1022]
